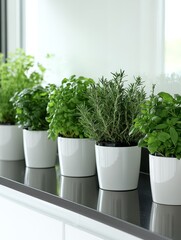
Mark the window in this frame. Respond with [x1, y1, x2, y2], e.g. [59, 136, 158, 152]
[6, 0, 181, 93]
[165, 0, 181, 74]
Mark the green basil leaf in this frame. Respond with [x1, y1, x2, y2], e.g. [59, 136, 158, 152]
[148, 141, 160, 154]
[170, 127, 178, 146]
[158, 92, 174, 102]
[155, 124, 167, 129]
[157, 132, 170, 142]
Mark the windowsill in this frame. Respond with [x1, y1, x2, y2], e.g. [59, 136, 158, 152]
[0, 160, 172, 240]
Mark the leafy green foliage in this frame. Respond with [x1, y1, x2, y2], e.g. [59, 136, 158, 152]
[47, 75, 95, 140]
[78, 70, 146, 145]
[0, 49, 45, 124]
[11, 85, 49, 130]
[131, 85, 181, 159]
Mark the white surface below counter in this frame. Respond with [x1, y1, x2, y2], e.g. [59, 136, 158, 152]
[0, 185, 142, 240]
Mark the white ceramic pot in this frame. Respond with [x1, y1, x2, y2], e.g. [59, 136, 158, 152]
[0, 125, 24, 160]
[149, 154, 181, 205]
[95, 145, 141, 191]
[97, 189, 140, 225]
[23, 129, 57, 168]
[58, 137, 96, 177]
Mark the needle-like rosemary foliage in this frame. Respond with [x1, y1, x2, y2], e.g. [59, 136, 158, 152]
[78, 70, 146, 146]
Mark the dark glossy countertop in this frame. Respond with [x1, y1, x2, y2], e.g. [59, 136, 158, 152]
[0, 159, 180, 240]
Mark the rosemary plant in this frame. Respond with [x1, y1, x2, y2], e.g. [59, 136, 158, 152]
[79, 70, 146, 146]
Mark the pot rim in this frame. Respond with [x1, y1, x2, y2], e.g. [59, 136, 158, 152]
[96, 141, 138, 147]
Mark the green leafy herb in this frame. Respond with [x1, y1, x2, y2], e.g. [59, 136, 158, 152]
[0, 49, 45, 124]
[11, 85, 50, 130]
[46, 75, 94, 140]
[131, 85, 181, 159]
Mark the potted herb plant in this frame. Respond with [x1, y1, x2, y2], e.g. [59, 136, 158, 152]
[0, 49, 45, 160]
[11, 85, 57, 168]
[47, 75, 96, 177]
[78, 70, 146, 191]
[131, 86, 181, 205]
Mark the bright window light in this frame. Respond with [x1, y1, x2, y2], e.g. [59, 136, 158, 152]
[165, 0, 181, 74]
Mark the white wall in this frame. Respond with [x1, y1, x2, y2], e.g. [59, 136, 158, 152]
[24, 0, 181, 94]
[24, 0, 162, 87]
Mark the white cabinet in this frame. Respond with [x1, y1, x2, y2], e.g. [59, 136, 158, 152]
[65, 225, 103, 240]
[0, 185, 142, 240]
[65, 224, 143, 240]
[0, 190, 63, 240]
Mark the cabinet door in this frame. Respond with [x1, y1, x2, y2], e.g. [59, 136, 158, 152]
[0, 190, 64, 240]
[0, 185, 143, 240]
[65, 224, 103, 240]
[65, 224, 142, 240]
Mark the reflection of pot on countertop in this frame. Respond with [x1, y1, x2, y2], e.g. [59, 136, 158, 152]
[97, 189, 140, 226]
[24, 167, 57, 195]
[150, 203, 181, 240]
[0, 160, 25, 183]
[60, 176, 99, 209]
